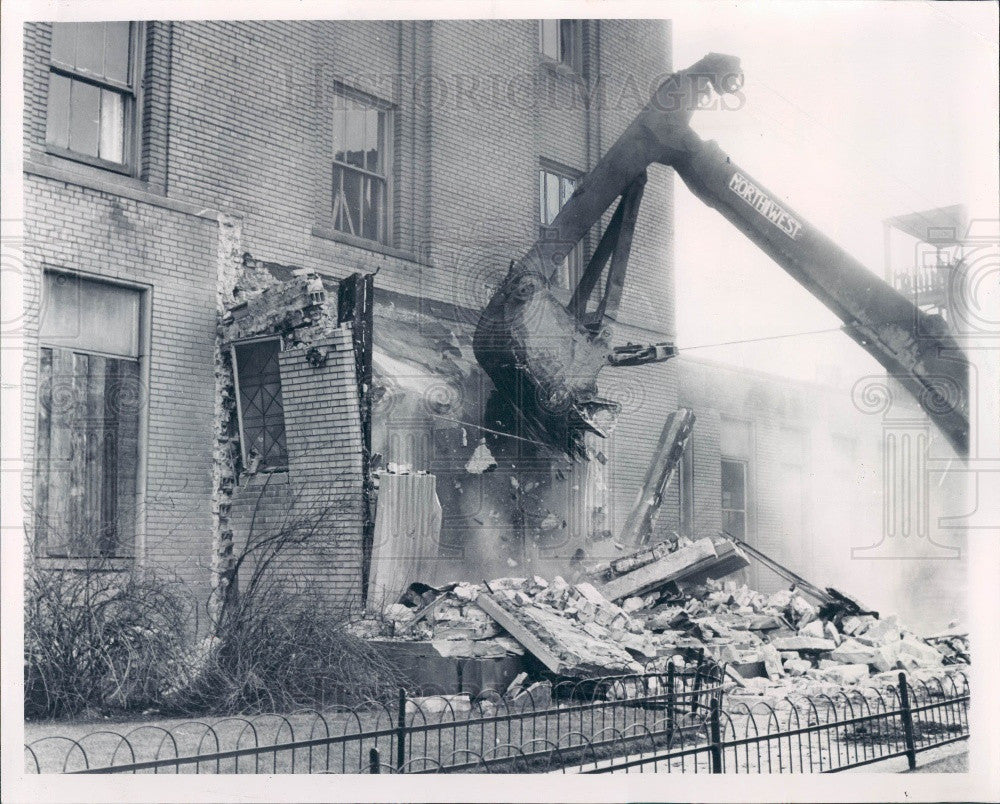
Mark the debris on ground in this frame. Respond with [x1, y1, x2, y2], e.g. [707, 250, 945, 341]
[351, 532, 966, 692]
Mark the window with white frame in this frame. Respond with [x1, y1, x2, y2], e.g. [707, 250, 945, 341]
[331, 89, 391, 244]
[35, 272, 143, 558]
[539, 164, 583, 289]
[232, 339, 288, 470]
[539, 20, 582, 71]
[46, 21, 141, 170]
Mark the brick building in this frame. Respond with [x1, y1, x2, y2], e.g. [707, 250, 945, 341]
[22, 19, 681, 616]
[25, 19, 954, 629]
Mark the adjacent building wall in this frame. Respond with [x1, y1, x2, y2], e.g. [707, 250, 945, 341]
[22, 20, 678, 610]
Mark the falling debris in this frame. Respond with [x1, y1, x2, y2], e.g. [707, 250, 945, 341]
[465, 438, 498, 474]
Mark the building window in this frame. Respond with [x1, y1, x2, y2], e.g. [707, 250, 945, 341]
[232, 339, 288, 470]
[539, 164, 583, 289]
[34, 272, 143, 558]
[46, 21, 140, 171]
[720, 459, 748, 539]
[539, 20, 582, 71]
[331, 89, 391, 244]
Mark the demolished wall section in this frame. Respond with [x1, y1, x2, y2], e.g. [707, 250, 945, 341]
[228, 331, 366, 613]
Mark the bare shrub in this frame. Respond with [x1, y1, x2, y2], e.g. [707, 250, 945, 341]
[171, 488, 405, 715]
[24, 551, 191, 720]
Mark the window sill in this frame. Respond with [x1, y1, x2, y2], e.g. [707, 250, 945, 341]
[540, 57, 583, 81]
[45, 145, 135, 177]
[240, 468, 290, 488]
[311, 225, 420, 263]
[34, 556, 133, 572]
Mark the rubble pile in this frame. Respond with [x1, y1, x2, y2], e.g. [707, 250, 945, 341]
[353, 535, 966, 694]
[668, 579, 954, 684]
[925, 624, 970, 665]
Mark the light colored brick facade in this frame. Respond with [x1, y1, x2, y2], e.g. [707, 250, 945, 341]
[22, 20, 678, 612]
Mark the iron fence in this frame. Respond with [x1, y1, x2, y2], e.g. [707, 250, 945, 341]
[25, 660, 725, 774]
[24, 666, 967, 775]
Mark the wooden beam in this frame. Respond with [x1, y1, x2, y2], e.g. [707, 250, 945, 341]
[599, 537, 719, 601]
[619, 408, 696, 547]
[474, 593, 566, 675]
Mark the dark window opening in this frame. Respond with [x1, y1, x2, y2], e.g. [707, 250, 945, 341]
[233, 339, 288, 470]
[721, 458, 747, 539]
[46, 21, 139, 170]
[539, 19, 582, 71]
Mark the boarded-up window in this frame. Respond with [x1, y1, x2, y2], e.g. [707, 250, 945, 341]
[233, 339, 288, 470]
[35, 273, 142, 557]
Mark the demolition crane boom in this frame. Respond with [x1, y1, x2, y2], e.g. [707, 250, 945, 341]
[473, 53, 969, 457]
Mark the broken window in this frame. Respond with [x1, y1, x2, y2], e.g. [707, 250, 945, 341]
[539, 20, 582, 71]
[232, 339, 288, 470]
[34, 272, 142, 558]
[331, 89, 391, 243]
[46, 22, 140, 170]
[539, 165, 583, 289]
[720, 458, 748, 539]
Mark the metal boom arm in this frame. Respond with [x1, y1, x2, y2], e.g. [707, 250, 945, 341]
[473, 53, 969, 456]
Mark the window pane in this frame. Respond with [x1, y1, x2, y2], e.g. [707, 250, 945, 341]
[362, 176, 384, 241]
[343, 108, 366, 168]
[332, 107, 347, 162]
[722, 510, 746, 539]
[74, 22, 105, 76]
[34, 347, 139, 557]
[560, 176, 576, 207]
[40, 272, 141, 357]
[104, 21, 131, 84]
[49, 22, 76, 66]
[540, 20, 559, 59]
[721, 459, 745, 509]
[544, 171, 560, 224]
[365, 108, 382, 172]
[559, 20, 576, 66]
[99, 88, 125, 163]
[538, 171, 547, 225]
[45, 73, 71, 149]
[69, 79, 101, 157]
[235, 340, 287, 469]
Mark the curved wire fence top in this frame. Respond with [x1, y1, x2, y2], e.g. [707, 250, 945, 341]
[25, 662, 725, 774]
[23, 665, 968, 775]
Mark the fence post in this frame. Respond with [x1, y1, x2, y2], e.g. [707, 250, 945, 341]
[369, 748, 380, 774]
[690, 650, 705, 713]
[709, 697, 723, 773]
[898, 671, 917, 770]
[666, 662, 676, 744]
[396, 687, 407, 772]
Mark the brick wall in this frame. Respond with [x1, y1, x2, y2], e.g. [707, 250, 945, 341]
[677, 357, 887, 594]
[22, 19, 678, 601]
[228, 330, 365, 613]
